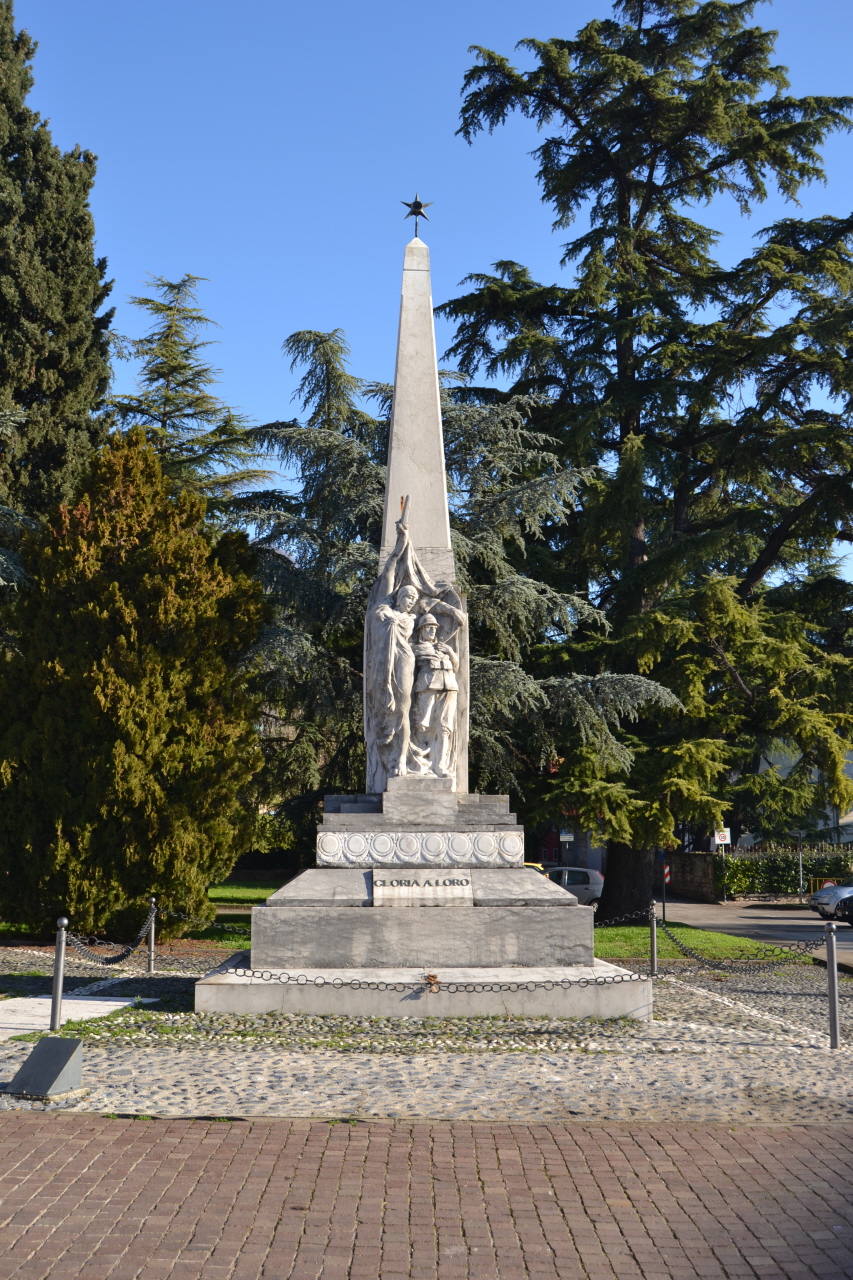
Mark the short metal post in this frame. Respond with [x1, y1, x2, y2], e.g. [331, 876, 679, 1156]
[650, 902, 658, 977]
[147, 897, 156, 975]
[50, 917, 68, 1032]
[825, 922, 840, 1050]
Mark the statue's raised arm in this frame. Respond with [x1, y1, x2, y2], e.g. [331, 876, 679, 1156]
[376, 514, 410, 602]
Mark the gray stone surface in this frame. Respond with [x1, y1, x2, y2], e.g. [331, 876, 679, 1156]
[378, 239, 454, 584]
[320, 789, 519, 834]
[316, 828, 524, 866]
[381, 776, 457, 825]
[260, 867, 578, 909]
[266, 869, 371, 907]
[5, 1037, 82, 1097]
[469, 868, 577, 906]
[196, 961, 651, 1019]
[251, 904, 593, 968]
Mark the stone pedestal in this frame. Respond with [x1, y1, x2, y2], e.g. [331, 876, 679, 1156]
[195, 799, 651, 1021]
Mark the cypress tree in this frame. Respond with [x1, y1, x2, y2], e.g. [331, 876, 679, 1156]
[0, 431, 265, 936]
[0, 0, 113, 517]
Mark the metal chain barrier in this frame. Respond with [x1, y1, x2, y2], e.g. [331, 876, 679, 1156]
[594, 908, 653, 928]
[654, 913, 828, 973]
[66, 902, 158, 966]
[160, 908, 250, 933]
[212, 955, 648, 992]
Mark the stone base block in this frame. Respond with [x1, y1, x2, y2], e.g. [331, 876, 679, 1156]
[251, 903, 593, 968]
[195, 961, 652, 1020]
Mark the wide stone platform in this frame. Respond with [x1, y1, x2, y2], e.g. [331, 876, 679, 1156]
[196, 961, 652, 1018]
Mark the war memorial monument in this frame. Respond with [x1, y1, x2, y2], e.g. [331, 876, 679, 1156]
[198, 226, 651, 1021]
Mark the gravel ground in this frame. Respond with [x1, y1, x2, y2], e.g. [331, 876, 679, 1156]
[0, 948, 850, 1125]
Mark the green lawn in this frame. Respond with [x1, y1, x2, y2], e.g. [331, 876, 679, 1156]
[208, 877, 284, 905]
[180, 912, 251, 948]
[594, 922, 807, 960]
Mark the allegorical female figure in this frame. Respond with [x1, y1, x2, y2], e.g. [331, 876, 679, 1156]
[364, 517, 422, 789]
[364, 502, 467, 792]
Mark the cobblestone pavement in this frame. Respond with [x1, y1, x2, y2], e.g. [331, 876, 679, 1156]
[0, 1115, 850, 1279]
[0, 952, 850, 1125]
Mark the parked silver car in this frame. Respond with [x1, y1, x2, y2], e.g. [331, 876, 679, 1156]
[807, 876, 853, 920]
[546, 866, 604, 908]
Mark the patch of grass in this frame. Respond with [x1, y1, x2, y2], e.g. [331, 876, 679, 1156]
[182, 912, 251, 948]
[594, 922, 807, 960]
[208, 877, 284, 905]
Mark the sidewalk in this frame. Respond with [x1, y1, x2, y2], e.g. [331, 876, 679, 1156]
[0, 1115, 850, 1279]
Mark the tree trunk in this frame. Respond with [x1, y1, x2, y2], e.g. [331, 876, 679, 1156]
[597, 841, 659, 922]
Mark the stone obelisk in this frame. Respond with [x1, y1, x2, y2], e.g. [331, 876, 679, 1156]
[379, 237, 454, 585]
[367, 235, 469, 794]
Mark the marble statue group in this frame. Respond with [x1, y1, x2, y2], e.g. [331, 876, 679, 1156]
[364, 498, 466, 793]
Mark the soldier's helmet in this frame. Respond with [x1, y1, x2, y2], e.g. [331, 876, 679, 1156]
[416, 612, 439, 634]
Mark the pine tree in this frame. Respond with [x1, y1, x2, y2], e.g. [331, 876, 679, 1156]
[238, 330, 675, 865]
[110, 276, 270, 519]
[0, 0, 113, 518]
[0, 430, 265, 936]
[440, 0, 853, 915]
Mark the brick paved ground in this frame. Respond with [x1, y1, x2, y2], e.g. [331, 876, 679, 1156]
[0, 1117, 850, 1279]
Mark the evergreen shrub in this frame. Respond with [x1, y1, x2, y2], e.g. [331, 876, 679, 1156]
[715, 851, 853, 897]
[0, 431, 265, 937]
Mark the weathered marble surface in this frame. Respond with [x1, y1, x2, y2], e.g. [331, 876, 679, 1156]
[379, 240, 454, 585]
[264, 868, 577, 908]
[197, 961, 648, 1018]
[251, 903, 593, 968]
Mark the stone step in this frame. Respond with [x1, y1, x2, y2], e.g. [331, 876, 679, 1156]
[320, 814, 521, 833]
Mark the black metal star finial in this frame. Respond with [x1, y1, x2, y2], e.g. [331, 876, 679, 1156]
[401, 193, 432, 238]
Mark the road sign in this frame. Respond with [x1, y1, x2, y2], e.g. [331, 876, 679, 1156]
[714, 828, 731, 848]
[664, 864, 670, 884]
[822, 880, 837, 890]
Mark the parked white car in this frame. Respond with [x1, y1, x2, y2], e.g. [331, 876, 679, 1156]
[807, 876, 853, 919]
[545, 866, 604, 908]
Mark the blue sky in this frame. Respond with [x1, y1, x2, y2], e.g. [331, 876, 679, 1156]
[14, 0, 853, 429]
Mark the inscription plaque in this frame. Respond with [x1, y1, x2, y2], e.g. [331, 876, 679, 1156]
[373, 874, 474, 907]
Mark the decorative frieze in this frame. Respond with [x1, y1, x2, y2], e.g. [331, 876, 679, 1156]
[316, 829, 524, 867]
